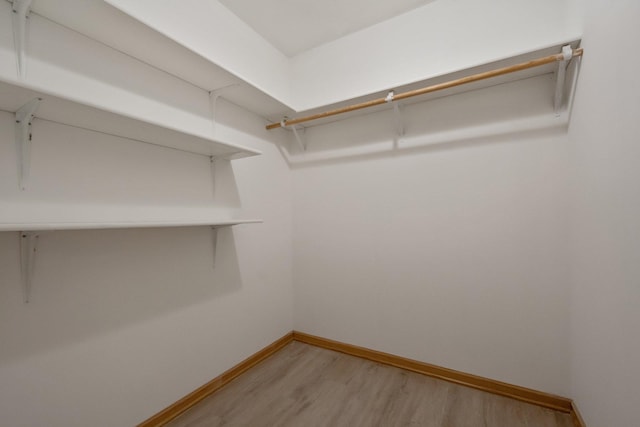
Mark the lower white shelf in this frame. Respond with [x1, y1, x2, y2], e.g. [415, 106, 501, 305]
[1, 202, 262, 303]
[1, 218, 262, 232]
[0, 202, 263, 232]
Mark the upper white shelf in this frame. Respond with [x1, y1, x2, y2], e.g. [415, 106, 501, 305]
[0, 202, 262, 232]
[0, 78, 261, 160]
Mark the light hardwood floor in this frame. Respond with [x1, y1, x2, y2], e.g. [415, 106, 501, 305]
[166, 342, 573, 427]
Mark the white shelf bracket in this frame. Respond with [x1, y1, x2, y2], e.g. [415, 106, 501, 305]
[12, 0, 33, 78]
[281, 118, 307, 151]
[209, 92, 222, 137]
[19, 231, 39, 303]
[209, 84, 240, 136]
[211, 226, 218, 268]
[291, 126, 307, 152]
[392, 103, 405, 137]
[386, 91, 405, 137]
[554, 45, 573, 116]
[15, 97, 41, 190]
[210, 155, 216, 198]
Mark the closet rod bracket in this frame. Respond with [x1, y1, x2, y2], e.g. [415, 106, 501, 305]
[386, 91, 405, 137]
[15, 97, 41, 190]
[281, 118, 307, 151]
[554, 45, 574, 115]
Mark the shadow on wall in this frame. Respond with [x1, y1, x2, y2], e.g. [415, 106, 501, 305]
[278, 74, 571, 169]
[286, 119, 568, 170]
[0, 226, 243, 366]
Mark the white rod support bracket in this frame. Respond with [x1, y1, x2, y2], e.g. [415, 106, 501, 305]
[12, 0, 33, 78]
[385, 91, 395, 103]
[19, 231, 39, 303]
[281, 118, 307, 151]
[15, 97, 41, 190]
[554, 45, 573, 116]
[291, 126, 307, 152]
[393, 103, 405, 137]
[385, 91, 404, 137]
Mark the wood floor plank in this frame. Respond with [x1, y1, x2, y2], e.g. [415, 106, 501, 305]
[166, 342, 573, 427]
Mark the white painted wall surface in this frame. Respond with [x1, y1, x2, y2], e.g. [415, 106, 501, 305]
[0, 99, 293, 427]
[104, 0, 293, 107]
[292, 76, 572, 396]
[289, 0, 582, 110]
[103, 0, 580, 112]
[5, 0, 639, 425]
[0, 9, 293, 424]
[568, 1, 640, 425]
[0, 1, 216, 145]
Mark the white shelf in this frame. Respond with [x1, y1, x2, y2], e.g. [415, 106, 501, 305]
[1, 218, 263, 232]
[0, 202, 263, 232]
[0, 78, 262, 159]
[3, 202, 262, 303]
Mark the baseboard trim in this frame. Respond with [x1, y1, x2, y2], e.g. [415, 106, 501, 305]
[571, 401, 587, 427]
[139, 330, 580, 425]
[137, 332, 294, 427]
[292, 331, 573, 413]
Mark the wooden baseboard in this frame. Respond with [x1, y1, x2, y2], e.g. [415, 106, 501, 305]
[571, 401, 587, 427]
[139, 330, 581, 426]
[293, 331, 573, 413]
[137, 332, 294, 427]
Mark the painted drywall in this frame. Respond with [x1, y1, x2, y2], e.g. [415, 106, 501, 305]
[0, 105, 293, 427]
[0, 1, 217, 144]
[567, 1, 640, 426]
[103, 0, 580, 112]
[0, 10, 293, 427]
[104, 0, 293, 107]
[291, 0, 582, 110]
[292, 75, 572, 396]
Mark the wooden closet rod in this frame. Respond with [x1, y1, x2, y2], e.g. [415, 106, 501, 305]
[266, 48, 583, 130]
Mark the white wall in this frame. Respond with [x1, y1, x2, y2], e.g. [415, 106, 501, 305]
[0, 9, 293, 427]
[4, 1, 639, 425]
[292, 75, 572, 396]
[0, 104, 293, 427]
[0, 0, 218, 145]
[103, 0, 580, 112]
[568, 1, 640, 426]
[104, 0, 293, 107]
[291, 0, 582, 110]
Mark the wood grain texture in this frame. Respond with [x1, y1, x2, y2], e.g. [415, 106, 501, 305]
[293, 331, 573, 413]
[166, 341, 573, 427]
[137, 332, 294, 427]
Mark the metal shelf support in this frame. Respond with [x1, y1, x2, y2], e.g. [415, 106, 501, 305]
[12, 0, 33, 78]
[291, 126, 306, 152]
[19, 231, 39, 303]
[209, 84, 240, 136]
[281, 118, 307, 151]
[211, 226, 218, 268]
[15, 97, 41, 190]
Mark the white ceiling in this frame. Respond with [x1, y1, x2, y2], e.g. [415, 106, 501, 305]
[219, 0, 436, 57]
